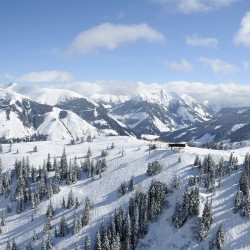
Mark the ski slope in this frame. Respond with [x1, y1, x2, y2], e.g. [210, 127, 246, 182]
[0, 136, 249, 249]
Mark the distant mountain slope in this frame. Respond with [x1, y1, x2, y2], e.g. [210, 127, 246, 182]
[111, 90, 212, 136]
[161, 107, 250, 143]
[57, 98, 134, 136]
[0, 87, 97, 142]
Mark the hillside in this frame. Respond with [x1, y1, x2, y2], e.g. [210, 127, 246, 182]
[0, 136, 249, 249]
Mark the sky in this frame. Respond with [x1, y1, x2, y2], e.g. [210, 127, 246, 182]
[0, 0, 250, 104]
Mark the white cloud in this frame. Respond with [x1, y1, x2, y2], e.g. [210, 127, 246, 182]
[65, 23, 165, 56]
[186, 34, 218, 48]
[234, 12, 250, 48]
[18, 71, 73, 83]
[199, 57, 238, 74]
[153, 0, 239, 14]
[164, 59, 193, 72]
[61, 80, 250, 108]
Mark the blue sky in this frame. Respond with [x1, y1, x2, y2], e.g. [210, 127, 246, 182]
[0, 0, 250, 89]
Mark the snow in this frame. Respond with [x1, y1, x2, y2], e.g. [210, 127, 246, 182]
[177, 106, 196, 122]
[215, 125, 222, 130]
[91, 94, 129, 105]
[5, 84, 84, 106]
[37, 107, 97, 141]
[152, 116, 171, 132]
[0, 137, 250, 249]
[231, 123, 247, 132]
[195, 133, 215, 143]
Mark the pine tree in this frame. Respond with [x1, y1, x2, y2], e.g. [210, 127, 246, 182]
[67, 190, 75, 209]
[41, 236, 46, 250]
[82, 200, 91, 226]
[73, 211, 81, 235]
[128, 175, 135, 192]
[46, 200, 54, 220]
[12, 238, 18, 250]
[62, 197, 66, 209]
[172, 197, 182, 228]
[216, 223, 224, 250]
[46, 231, 53, 250]
[47, 153, 53, 171]
[102, 231, 110, 250]
[1, 210, 6, 226]
[60, 148, 68, 179]
[59, 215, 68, 237]
[33, 230, 38, 241]
[84, 235, 91, 250]
[95, 230, 102, 250]
[234, 188, 241, 213]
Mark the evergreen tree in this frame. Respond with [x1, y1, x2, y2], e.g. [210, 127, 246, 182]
[102, 231, 110, 250]
[82, 199, 91, 226]
[128, 175, 135, 192]
[41, 236, 46, 250]
[46, 153, 53, 171]
[84, 235, 91, 250]
[172, 197, 182, 228]
[60, 148, 68, 179]
[59, 215, 68, 237]
[12, 238, 18, 250]
[46, 231, 53, 250]
[1, 210, 6, 226]
[46, 200, 54, 220]
[95, 230, 102, 250]
[216, 223, 224, 250]
[33, 230, 38, 241]
[67, 190, 75, 209]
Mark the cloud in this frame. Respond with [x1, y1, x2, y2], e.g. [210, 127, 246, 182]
[153, 0, 239, 14]
[60, 80, 250, 108]
[199, 57, 238, 74]
[16, 71, 73, 83]
[65, 23, 165, 56]
[164, 59, 193, 72]
[234, 12, 250, 48]
[186, 34, 218, 48]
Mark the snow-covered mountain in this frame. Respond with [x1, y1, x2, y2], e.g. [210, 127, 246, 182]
[161, 106, 250, 144]
[111, 90, 212, 136]
[91, 93, 129, 108]
[5, 83, 83, 105]
[0, 91, 98, 142]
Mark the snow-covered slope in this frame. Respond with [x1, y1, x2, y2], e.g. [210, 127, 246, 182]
[91, 93, 129, 108]
[0, 137, 250, 249]
[5, 83, 84, 105]
[0, 86, 98, 141]
[111, 90, 212, 136]
[37, 107, 97, 141]
[161, 107, 250, 144]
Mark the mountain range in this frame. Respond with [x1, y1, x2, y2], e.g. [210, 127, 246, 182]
[1, 83, 250, 144]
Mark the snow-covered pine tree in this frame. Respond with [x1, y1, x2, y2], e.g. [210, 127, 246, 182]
[59, 215, 68, 237]
[67, 189, 75, 209]
[84, 235, 91, 250]
[128, 175, 135, 192]
[95, 230, 102, 250]
[216, 223, 224, 250]
[60, 148, 68, 179]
